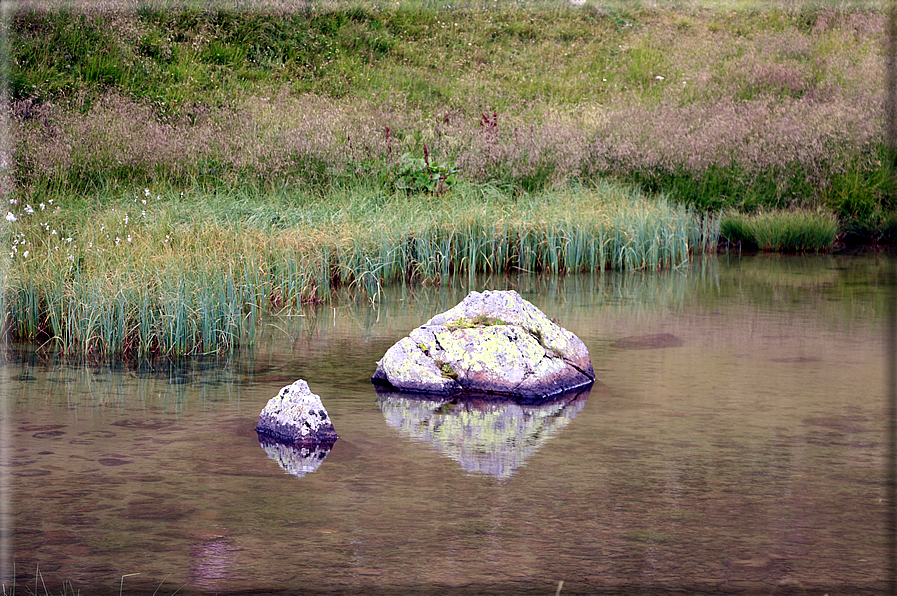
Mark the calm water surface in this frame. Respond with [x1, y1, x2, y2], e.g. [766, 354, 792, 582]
[3, 254, 893, 595]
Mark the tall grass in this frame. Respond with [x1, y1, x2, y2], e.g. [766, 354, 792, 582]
[719, 210, 839, 252]
[8, 3, 889, 224]
[2, 182, 718, 358]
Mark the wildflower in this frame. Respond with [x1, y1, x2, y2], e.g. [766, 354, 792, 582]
[144, 188, 150, 197]
[655, 75, 665, 80]
[5, 212, 16, 222]
[123, 215, 129, 225]
[127, 235, 132, 243]
[67, 254, 74, 262]
[66, 237, 72, 243]
[51, 229, 57, 235]
[23, 251, 28, 258]
[141, 210, 146, 218]
[8, 199, 16, 205]
[115, 237, 121, 245]
[39, 203, 45, 211]
[141, 199, 147, 205]
[25, 205, 34, 215]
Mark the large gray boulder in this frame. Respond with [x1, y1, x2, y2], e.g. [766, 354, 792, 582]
[372, 290, 594, 400]
[256, 380, 338, 445]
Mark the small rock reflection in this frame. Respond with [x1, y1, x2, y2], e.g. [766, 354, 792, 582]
[377, 387, 591, 479]
[190, 532, 236, 591]
[256, 435, 334, 478]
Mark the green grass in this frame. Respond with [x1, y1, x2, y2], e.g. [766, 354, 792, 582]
[3, 181, 717, 358]
[9, 2, 890, 226]
[719, 210, 839, 252]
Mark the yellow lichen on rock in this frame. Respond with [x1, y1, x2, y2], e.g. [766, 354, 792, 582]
[372, 290, 593, 399]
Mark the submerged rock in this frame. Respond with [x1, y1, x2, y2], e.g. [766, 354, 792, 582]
[256, 380, 338, 445]
[611, 333, 684, 350]
[372, 290, 594, 400]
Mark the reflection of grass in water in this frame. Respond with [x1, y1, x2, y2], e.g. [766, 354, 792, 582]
[711, 252, 894, 325]
[275, 261, 720, 343]
[720, 253, 841, 288]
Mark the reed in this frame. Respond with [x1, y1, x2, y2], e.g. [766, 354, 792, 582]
[719, 210, 839, 252]
[2, 181, 718, 358]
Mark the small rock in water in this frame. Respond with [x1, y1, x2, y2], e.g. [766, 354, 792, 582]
[256, 380, 338, 445]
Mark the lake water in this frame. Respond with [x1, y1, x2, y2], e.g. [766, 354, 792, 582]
[3, 253, 894, 595]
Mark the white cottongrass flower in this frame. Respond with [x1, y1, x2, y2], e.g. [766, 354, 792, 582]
[144, 188, 150, 197]
[25, 205, 34, 215]
[23, 251, 29, 258]
[5, 212, 16, 222]
[51, 229, 57, 235]
[39, 203, 46, 211]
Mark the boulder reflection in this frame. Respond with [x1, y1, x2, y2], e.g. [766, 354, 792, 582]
[377, 387, 591, 479]
[257, 435, 334, 478]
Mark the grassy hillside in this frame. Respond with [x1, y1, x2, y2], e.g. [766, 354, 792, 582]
[9, 1, 893, 234]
